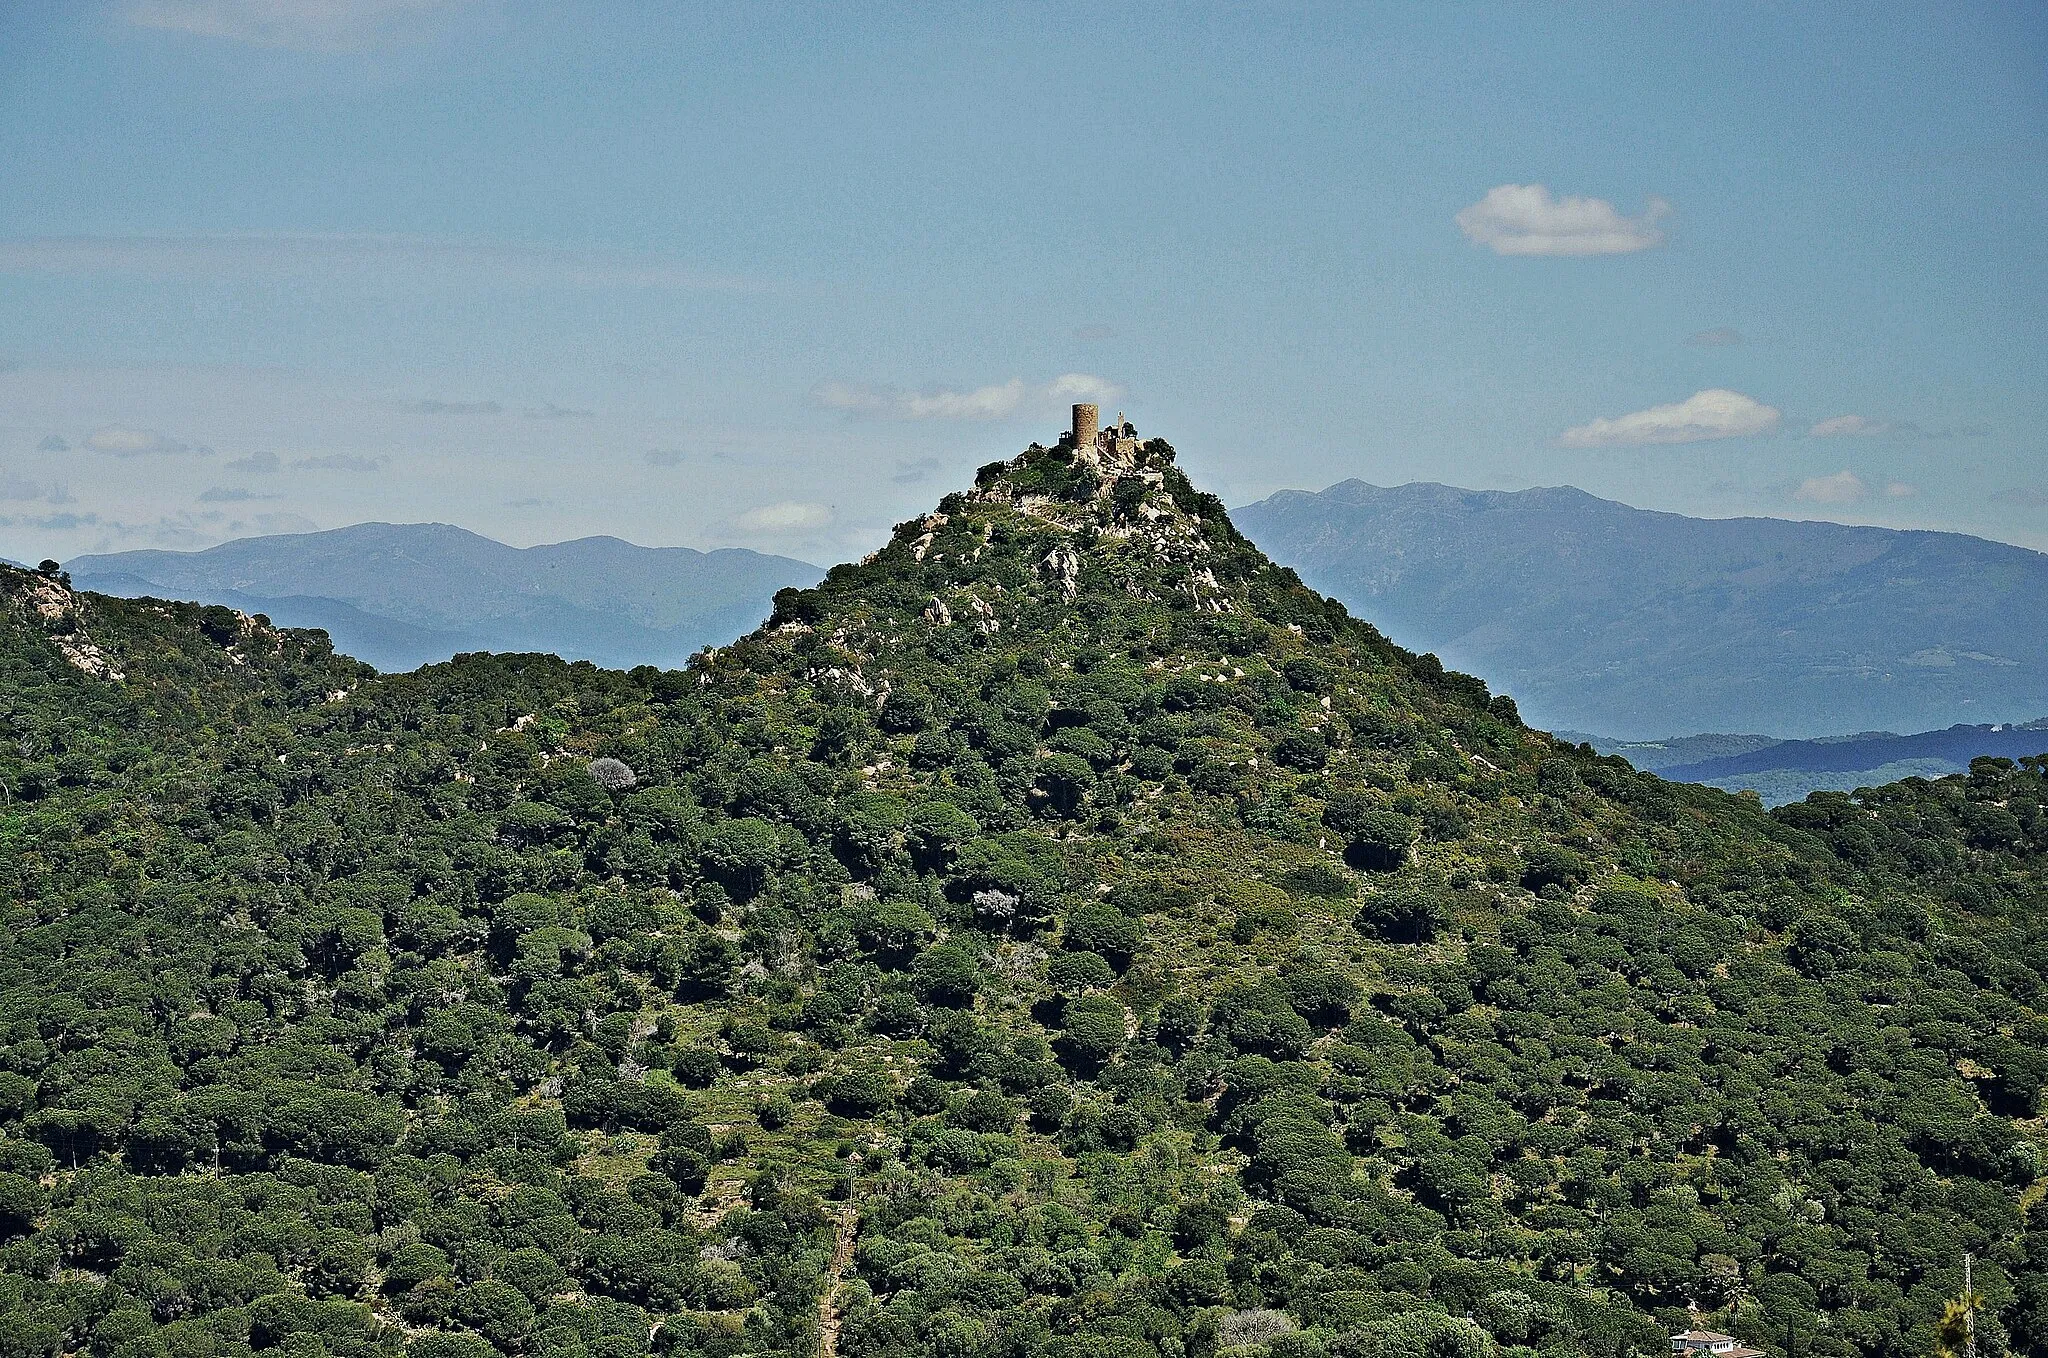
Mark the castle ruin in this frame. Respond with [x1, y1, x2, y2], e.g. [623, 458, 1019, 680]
[1070, 403, 1138, 461]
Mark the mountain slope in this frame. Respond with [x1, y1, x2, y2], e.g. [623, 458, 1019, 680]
[1234, 481, 2048, 737]
[67, 522, 823, 671]
[0, 430, 2042, 1358]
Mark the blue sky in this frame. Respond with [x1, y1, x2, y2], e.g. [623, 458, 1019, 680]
[0, 1, 2043, 563]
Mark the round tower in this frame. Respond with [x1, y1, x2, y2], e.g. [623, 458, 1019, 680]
[1071, 403, 1099, 451]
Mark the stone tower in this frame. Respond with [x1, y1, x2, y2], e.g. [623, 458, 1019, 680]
[1071, 404, 1099, 451]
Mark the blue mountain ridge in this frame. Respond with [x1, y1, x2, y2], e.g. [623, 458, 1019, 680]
[64, 522, 823, 673]
[1235, 479, 2048, 738]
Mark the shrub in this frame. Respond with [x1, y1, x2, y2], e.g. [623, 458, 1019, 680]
[912, 942, 981, 1007]
[1063, 902, 1143, 968]
[1047, 950, 1116, 991]
[1346, 810, 1416, 872]
[587, 757, 637, 791]
[1520, 844, 1588, 892]
[951, 1089, 1015, 1133]
[671, 1047, 720, 1088]
[1058, 994, 1128, 1072]
[700, 818, 782, 893]
[1356, 886, 1448, 944]
[1278, 861, 1349, 898]
[1271, 727, 1328, 771]
[825, 1068, 894, 1118]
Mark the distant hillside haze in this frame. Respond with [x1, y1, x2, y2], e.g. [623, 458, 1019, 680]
[1236, 480, 2048, 738]
[66, 522, 822, 672]
[1562, 720, 2048, 806]
[1657, 719, 2048, 782]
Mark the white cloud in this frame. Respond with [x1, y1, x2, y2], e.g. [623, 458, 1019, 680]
[1809, 414, 1890, 437]
[85, 426, 211, 457]
[1793, 470, 1868, 504]
[1559, 389, 1780, 448]
[124, 0, 466, 52]
[815, 373, 1122, 421]
[816, 379, 1023, 420]
[1045, 373, 1124, 404]
[224, 450, 281, 473]
[1456, 184, 1671, 257]
[736, 501, 833, 533]
[1687, 327, 1744, 347]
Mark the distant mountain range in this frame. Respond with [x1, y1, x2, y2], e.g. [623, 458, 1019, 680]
[66, 522, 821, 672]
[1236, 480, 2048, 738]
[1561, 719, 2048, 806]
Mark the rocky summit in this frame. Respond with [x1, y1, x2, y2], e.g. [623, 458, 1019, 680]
[0, 426, 2043, 1358]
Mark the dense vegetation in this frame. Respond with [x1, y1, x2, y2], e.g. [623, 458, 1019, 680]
[0, 432, 2042, 1358]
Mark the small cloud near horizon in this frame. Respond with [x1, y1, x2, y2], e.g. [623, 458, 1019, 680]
[1790, 471, 1913, 505]
[37, 435, 69, 453]
[241, 511, 319, 536]
[1687, 327, 1743, 347]
[525, 403, 595, 420]
[814, 373, 1122, 421]
[293, 453, 385, 472]
[1809, 414, 1889, 437]
[1995, 486, 2048, 508]
[198, 486, 276, 503]
[645, 449, 686, 467]
[1560, 389, 1780, 447]
[1793, 471, 1868, 504]
[735, 501, 833, 534]
[225, 450, 281, 473]
[892, 456, 941, 485]
[0, 471, 73, 505]
[1457, 184, 1671, 257]
[0, 511, 105, 533]
[1073, 324, 1117, 341]
[123, 0, 469, 53]
[86, 426, 211, 457]
[400, 398, 502, 416]
[1805, 416, 1990, 441]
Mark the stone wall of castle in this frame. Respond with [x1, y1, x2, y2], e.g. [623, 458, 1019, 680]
[1071, 404, 1099, 450]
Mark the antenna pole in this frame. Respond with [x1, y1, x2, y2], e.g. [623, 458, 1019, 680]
[1964, 1252, 1977, 1358]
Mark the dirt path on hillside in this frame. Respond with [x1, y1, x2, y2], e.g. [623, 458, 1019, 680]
[816, 1194, 861, 1358]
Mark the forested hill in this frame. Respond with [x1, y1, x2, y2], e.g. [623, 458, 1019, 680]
[1232, 480, 2048, 738]
[0, 429, 2043, 1358]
